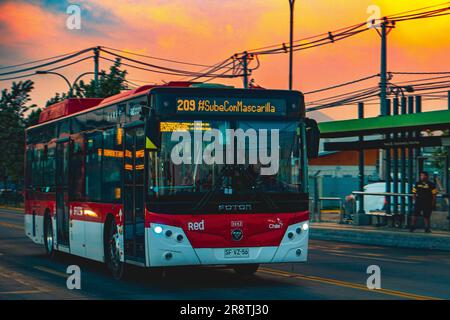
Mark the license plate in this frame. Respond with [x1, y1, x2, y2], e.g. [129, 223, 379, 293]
[224, 248, 249, 258]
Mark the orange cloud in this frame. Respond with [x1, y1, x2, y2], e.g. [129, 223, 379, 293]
[0, 0, 449, 119]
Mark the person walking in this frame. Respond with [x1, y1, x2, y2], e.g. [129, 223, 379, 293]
[410, 171, 437, 233]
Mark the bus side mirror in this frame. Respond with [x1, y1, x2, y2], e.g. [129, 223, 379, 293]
[147, 111, 160, 150]
[305, 118, 320, 159]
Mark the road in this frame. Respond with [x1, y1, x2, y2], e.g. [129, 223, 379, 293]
[0, 207, 449, 300]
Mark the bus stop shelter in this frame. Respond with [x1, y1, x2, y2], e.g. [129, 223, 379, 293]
[317, 109, 450, 227]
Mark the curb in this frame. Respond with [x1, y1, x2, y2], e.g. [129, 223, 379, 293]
[310, 226, 450, 251]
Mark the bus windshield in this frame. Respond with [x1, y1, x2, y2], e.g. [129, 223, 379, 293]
[147, 119, 304, 213]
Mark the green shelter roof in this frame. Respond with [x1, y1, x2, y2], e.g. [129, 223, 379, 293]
[318, 109, 450, 138]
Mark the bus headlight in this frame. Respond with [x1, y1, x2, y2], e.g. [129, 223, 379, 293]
[302, 222, 309, 231]
[154, 226, 163, 234]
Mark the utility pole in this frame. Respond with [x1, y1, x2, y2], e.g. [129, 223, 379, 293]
[93, 46, 100, 96]
[358, 102, 365, 214]
[289, 0, 295, 90]
[378, 18, 395, 116]
[376, 18, 394, 189]
[242, 51, 249, 89]
[379, 19, 388, 116]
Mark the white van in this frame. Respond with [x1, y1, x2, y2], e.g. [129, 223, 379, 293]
[358, 182, 411, 213]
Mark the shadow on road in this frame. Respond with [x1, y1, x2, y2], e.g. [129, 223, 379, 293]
[47, 251, 283, 292]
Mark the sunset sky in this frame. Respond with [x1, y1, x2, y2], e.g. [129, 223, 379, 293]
[1, 0, 449, 120]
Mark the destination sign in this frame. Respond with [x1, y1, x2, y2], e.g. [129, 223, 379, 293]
[160, 121, 211, 132]
[174, 97, 287, 116]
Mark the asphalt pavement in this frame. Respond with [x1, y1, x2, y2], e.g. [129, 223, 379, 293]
[0, 207, 449, 300]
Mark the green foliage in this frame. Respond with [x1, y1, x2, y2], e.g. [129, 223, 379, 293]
[74, 58, 129, 98]
[0, 59, 130, 188]
[24, 108, 42, 127]
[45, 92, 69, 107]
[0, 80, 36, 186]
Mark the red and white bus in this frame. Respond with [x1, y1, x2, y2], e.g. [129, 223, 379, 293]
[24, 82, 319, 278]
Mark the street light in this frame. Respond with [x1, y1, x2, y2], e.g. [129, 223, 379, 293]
[71, 72, 95, 96]
[35, 70, 72, 97]
[289, 0, 295, 90]
[35, 71, 94, 98]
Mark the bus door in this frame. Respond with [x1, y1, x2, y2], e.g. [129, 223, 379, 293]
[55, 138, 70, 247]
[123, 125, 146, 262]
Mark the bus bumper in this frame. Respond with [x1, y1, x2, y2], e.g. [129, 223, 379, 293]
[146, 221, 309, 267]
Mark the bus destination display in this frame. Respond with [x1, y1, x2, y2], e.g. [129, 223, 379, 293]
[175, 97, 287, 116]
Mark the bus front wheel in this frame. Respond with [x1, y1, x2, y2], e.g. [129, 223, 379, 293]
[232, 264, 260, 276]
[105, 219, 124, 280]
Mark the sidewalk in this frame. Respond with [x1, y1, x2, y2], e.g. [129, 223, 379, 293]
[310, 222, 450, 251]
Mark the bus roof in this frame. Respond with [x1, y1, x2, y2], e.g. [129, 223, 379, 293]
[34, 82, 300, 128]
[38, 81, 205, 125]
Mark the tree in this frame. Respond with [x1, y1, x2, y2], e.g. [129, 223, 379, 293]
[0, 80, 36, 188]
[75, 58, 129, 98]
[45, 92, 68, 107]
[24, 108, 42, 127]
[44, 58, 129, 106]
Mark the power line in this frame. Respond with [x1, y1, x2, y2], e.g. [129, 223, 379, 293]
[99, 55, 241, 79]
[304, 74, 379, 95]
[235, 5, 450, 58]
[0, 48, 95, 77]
[0, 56, 93, 82]
[0, 49, 82, 70]
[306, 86, 379, 105]
[392, 74, 450, 84]
[100, 48, 240, 78]
[101, 46, 220, 68]
[391, 71, 450, 75]
[386, 1, 450, 18]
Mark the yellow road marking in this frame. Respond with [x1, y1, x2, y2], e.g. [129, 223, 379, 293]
[33, 266, 67, 278]
[259, 267, 441, 300]
[405, 256, 428, 262]
[0, 290, 41, 295]
[325, 252, 418, 264]
[0, 221, 23, 230]
[362, 253, 385, 257]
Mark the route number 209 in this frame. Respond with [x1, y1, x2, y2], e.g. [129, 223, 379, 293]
[177, 99, 196, 111]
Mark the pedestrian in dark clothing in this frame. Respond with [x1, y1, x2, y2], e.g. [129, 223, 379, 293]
[410, 171, 437, 233]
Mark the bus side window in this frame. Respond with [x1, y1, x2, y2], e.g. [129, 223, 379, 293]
[69, 135, 85, 201]
[25, 146, 34, 190]
[85, 132, 103, 202]
[102, 127, 122, 203]
[32, 146, 44, 191]
[42, 144, 56, 192]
